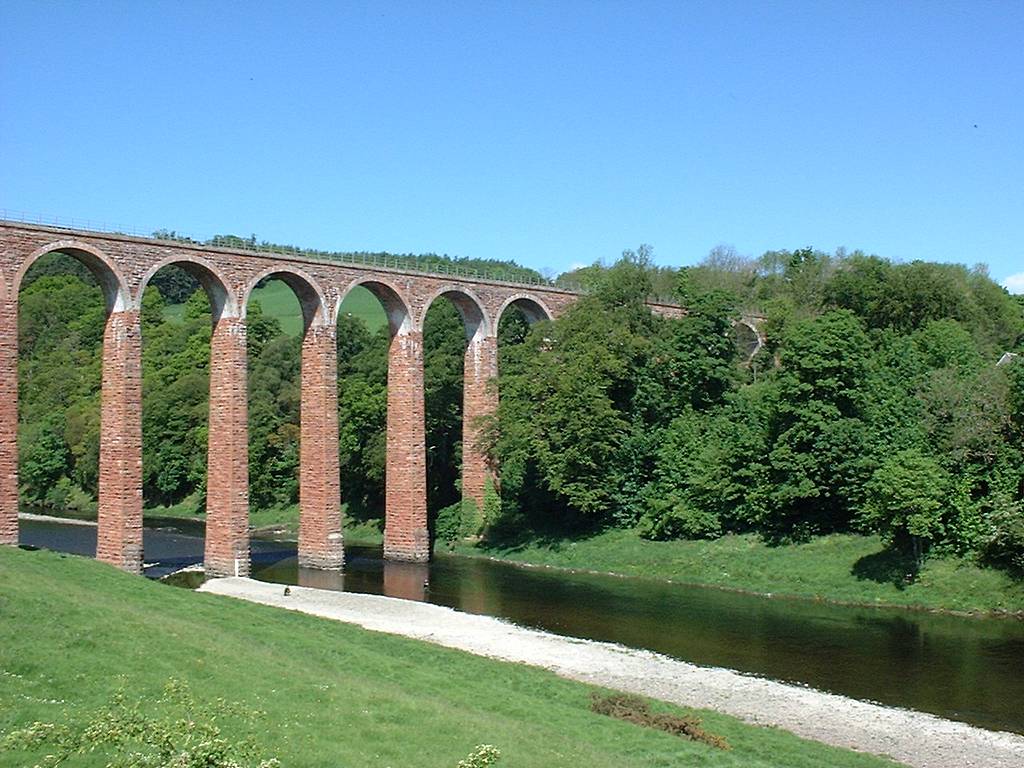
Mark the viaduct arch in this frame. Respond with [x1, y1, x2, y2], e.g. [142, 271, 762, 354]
[0, 220, 680, 576]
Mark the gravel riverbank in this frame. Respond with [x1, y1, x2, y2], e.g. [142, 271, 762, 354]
[200, 577, 1024, 768]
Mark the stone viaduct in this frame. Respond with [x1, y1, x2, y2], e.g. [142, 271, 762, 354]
[0, 220, 683, 577]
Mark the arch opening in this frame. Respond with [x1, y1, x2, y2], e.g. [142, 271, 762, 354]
[15, 243, 130, 314]
[346, 279, 413, 337]
[139, 257, 235, 322]
[422, 294, 470, 544]
[243, 270, 342, 571]
[338, 279, 427, 562]
[419, 289, 495, 551]
[497, 295, 552, 327]
[334, 283, 390, 529]
[14, 252, 110, 551]
[243, 268, 329, 332]
[242, 275, 313, 520]
[137, 263, 223, 535]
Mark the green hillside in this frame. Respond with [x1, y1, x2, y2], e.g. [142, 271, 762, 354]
[162, 281, 387, 335]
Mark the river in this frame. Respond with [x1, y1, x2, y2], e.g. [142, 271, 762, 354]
[18, 516, 1024, 735]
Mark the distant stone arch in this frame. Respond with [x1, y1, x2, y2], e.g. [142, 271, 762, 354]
[420, 285, 491, 340]
[495, 293, 553, 326]
[342, 278, 415, 336]
[16, 240, 130, 312]
[138, 254, 239, 320]
[243, 265, 331, 330]
[735, 315, 767, 363]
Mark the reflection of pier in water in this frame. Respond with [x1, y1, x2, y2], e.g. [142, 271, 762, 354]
[295, 559, 431, 602]
[382, 560, 430, 601]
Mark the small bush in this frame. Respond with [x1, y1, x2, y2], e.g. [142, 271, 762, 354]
[456, 744, 501, 767]
[43, 477, 96, 517]
[638, 498, 721, 540]
[590, 692, 730, 750]
[482, 478, 501, 530]
[983, 500, 1024, 576]
[435, 500, 475, 547]
[1, 678, 280, 768]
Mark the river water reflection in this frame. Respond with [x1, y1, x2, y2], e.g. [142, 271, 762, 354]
[19, 517, 1024, 734]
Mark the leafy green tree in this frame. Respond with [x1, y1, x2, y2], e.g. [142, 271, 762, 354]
[423, 300, 466, 522]
[758, 311, 875, 538]
[859, 449, 949, 564]
[141, 286, 212, 507]
[337, 316, 388, 519]
[247, 324, 301, 509]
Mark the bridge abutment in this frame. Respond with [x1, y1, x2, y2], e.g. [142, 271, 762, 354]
[298, 324, 343, 569]
[204, 315, 251, 577]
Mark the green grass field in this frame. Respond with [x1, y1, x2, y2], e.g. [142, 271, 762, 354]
[0, 547, 901, 768]
[455, 528, 1024, 615]
[162, 281, 387, 335]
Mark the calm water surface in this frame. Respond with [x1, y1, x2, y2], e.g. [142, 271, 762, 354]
[20, 517, 1024, 734]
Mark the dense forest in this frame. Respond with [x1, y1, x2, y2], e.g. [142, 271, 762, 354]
[15, 240, 1024, 576]
[495, 248, 1024, 575]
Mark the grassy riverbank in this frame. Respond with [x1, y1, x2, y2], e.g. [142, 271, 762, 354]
[454, 529, 1024, 616]
[22, 504, 1024, 614]
[0, 547, 898, 768]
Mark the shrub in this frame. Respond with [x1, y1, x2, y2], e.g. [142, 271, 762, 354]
[638, 497, 721, 540]
[456, 744, 501, 767]
[43, 477, 96, 517]
[1, 678, 279, 768]
[435, 500, 476, 547]
[983, 499, 1024, 576]
[858, 448, 949, 563]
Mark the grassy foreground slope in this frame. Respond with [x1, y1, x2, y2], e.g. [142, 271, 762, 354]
[457, 529, 1024, 616]
[0, 548, 898, 768]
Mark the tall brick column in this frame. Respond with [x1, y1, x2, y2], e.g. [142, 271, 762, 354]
[96, 310, 143, 572]
[383, 328, 429, 561]
[298, 324, 343, 569]
[205, 316, 250, 577]
[462, 333, 499, 526]
[0, 298, 18, 546]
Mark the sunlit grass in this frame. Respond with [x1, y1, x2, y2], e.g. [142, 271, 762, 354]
[0, 547, 900, 768]
[457, 529, 1024, 615]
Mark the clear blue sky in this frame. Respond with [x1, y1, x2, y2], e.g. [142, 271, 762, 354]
[2, 1, 1022, 290]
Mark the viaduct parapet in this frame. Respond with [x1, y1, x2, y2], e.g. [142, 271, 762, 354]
[0, 221, 682, 575]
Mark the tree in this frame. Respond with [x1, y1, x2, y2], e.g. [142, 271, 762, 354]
[859, 449, 949, 564]
[757, 311, 875, 538]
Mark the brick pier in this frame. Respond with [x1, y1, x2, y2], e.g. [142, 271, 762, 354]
[96, 310, 144, 572]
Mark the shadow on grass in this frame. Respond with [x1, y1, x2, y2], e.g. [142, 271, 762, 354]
[852, 547, 920, 589]
[475, 512, 612, 555]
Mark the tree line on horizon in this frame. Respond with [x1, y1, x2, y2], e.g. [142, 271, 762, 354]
[14, 241, 1024, 577]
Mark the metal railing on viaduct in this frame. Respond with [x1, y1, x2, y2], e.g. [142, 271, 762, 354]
[0, 219, 684, 576]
